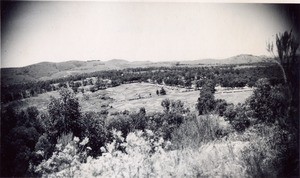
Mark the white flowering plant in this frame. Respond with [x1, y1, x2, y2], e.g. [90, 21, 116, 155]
[70, 129, 174, 177]
[34, 128, 253, 177]
[35, 135, 91, 177]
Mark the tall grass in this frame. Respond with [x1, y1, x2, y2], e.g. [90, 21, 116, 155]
[171, 114, 233, 149]
[241, 124, 292, 177]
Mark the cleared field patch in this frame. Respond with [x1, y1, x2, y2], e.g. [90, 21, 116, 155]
[78, 90, 115, 113]
[215, 90, 253, 105]
[105, 83, 253, 113]
[105, 83, 199, 113]
[2, 83, 253, 114]
[2, 91, 59, 112]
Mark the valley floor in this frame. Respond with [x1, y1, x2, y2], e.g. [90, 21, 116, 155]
[3, 82, 253, 114]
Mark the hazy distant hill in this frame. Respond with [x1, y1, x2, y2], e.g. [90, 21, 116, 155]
[222, 54, 271, 64]
[182, 54, 271, 65]
[1, 54, 272, 85]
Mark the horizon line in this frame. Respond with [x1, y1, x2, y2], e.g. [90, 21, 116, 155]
[1, 53, 271, 69]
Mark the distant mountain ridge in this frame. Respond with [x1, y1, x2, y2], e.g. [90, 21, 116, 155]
[1, 54, 273, 85]
[183, 54, 271, 65]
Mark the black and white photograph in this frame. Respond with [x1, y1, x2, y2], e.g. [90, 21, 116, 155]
[1, 1, 299, 177]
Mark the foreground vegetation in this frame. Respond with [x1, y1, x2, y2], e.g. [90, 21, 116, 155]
[1, 76, 298, 177]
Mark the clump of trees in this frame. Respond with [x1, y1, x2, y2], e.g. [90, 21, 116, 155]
[195, 75, 292, 133]
[1, 106, 43, 177]
[47, 88, 82, 137]
[196, 79, 216, 115]
[161, 99, 189, 114]
[1, 88, 104, 176]
[195, 78, 250, 132]
[248, 79, 288, 124]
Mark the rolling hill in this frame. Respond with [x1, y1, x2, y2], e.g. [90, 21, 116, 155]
[182, 54, 271, 65]
[1, 54, 272, 85]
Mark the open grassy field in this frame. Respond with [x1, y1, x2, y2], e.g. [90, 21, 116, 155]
[1, 91, 60, 113]
[2, 83, 253, 114]
[104, 83, 253, 113]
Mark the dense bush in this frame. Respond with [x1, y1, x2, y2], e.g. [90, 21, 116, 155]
[82, 112, 108, 157]
[196, 80, 216, 115]
[228, 104, 251, 132]
[241, 124, 292, 177]
[248, 78, 288, 124]
[129, 108, 147, 131]
[107, 106, 184, 141]
[161, 99, 189, 114]
[221, 78, 290, 132]
[221, 102, 253, 132]
[34, 134, 53, 161]
[214, 99, 228, 116]
[106, 114, 133, 138]
[158, 112, 184, 139]
[1, 107, 44, 177]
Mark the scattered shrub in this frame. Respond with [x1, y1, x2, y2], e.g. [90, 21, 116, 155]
[160, 87, 166, 95]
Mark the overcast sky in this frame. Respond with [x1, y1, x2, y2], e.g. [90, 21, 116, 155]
[1, 2, 298, 68]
